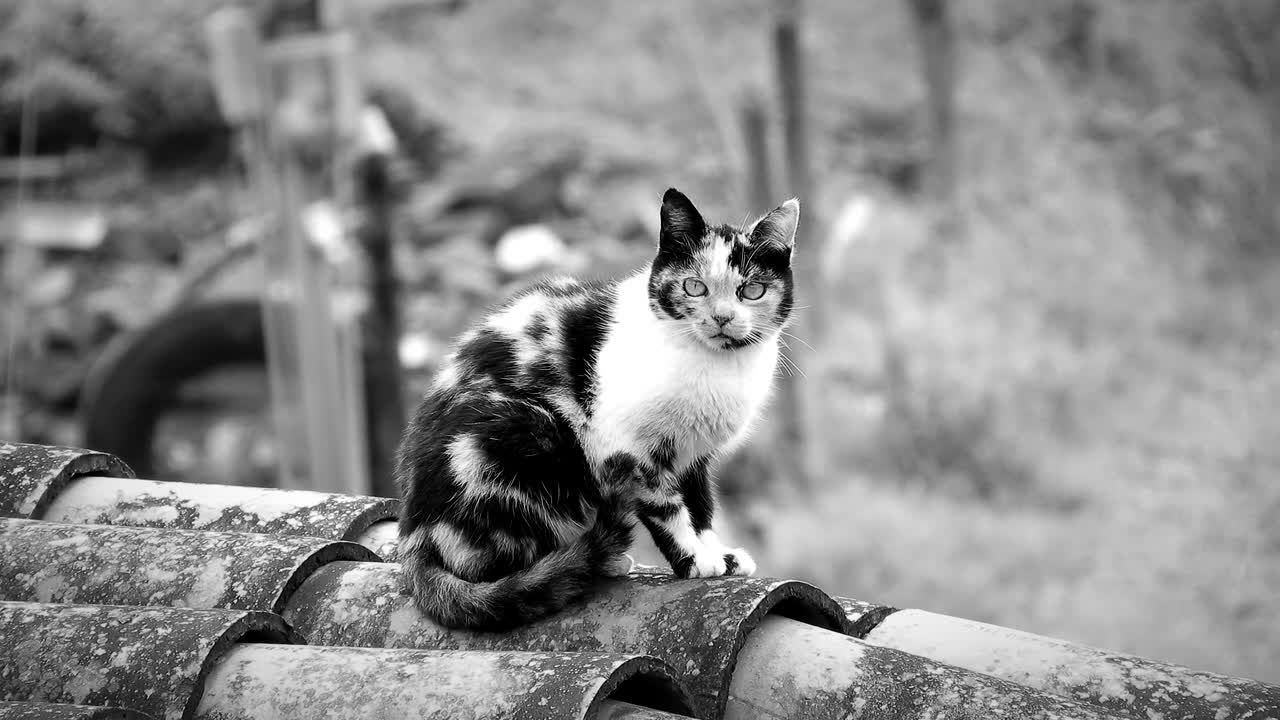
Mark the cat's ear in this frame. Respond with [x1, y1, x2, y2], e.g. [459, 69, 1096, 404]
[659, 188, 706, 255]
[748, 198, 800, 252]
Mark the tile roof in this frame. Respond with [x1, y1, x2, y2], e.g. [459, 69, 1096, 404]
[0, 702, 152, 720]
[0, 441, 1277, 720]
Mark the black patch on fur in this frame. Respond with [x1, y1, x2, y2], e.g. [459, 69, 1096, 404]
[651, 277, 686, 320]
[658, 188, 706, 265]
[773, 278, 795, 327]
[473, 401, 598, 520]
[561, 292, 612, 410]
[600, 452, 641, 489]
[670, 555, 695, 578]
[732, 242, 792, 276]
[460, 330, 520, 387]
[677, 457, 714, 531]
[527, 315, 549, 341]
[650, 437, 677, 471]
[637, 499, 680, 519]
[640, 514, 693, 578]
[723, 553, 739, 575]
[524, 357, 562, 396]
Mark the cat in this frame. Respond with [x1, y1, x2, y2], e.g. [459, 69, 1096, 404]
[395, 187, 800, 631]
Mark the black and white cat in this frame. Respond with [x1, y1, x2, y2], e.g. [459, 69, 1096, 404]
[395, 188, 800, 630]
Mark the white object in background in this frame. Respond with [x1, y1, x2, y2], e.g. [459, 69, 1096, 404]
[494, 224, 568, 275]
[357, 105, 397, 156]
[301, 200, 353, 266]
[3, 202, 107, 250]
[824, 194, 875, 286]
[398, 332, 436, 370]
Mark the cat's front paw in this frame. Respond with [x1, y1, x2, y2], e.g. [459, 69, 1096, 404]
[722, 547, 756, 576]
[674, 547, 728, 578]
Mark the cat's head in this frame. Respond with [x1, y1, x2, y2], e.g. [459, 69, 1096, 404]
[647, 188, 799, 351]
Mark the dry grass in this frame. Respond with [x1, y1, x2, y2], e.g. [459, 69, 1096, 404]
[366, 0, 1280, 681]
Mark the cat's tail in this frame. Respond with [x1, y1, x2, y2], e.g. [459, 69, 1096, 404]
[397, 489, 635, 632]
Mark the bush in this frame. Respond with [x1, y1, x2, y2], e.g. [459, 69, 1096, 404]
[0, 0, 230, 161]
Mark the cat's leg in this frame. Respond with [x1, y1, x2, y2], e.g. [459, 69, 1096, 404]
[593, 451, 645, 575]
[599, 452, 647, 494]
[635, 451, 751, 578]
[678, 457, 756, 576]
[638, 496, 728, 578]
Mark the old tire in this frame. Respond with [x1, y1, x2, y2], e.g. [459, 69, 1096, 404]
[79, 299, 267, 478]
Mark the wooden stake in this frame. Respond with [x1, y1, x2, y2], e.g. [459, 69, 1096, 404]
[206, 7, 370, 494]
[357, 147, 405, 499]
[772, 0, 820, 489]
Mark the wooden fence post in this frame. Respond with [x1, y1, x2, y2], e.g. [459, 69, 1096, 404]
[772, 0, 822, 488]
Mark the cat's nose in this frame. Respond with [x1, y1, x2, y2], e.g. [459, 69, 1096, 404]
[711, 313, 732, 326]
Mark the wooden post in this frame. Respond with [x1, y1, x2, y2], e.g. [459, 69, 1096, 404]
[772, 0, 820, 488]
[1, 59, 41, 442]
[205, 7, 370, 494]
[356, 145, 405, 499]
[206, 7, 303, 491]
[263, 31, 370, 495]
[740, 95, 775, 214]
[904, 0, 957, 206]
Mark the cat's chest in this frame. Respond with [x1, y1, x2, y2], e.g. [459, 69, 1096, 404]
[589, 334, 776, 461]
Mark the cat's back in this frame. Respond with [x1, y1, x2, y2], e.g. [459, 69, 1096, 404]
[432, 276, 619, 418]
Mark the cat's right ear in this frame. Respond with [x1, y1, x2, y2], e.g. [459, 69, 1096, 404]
[659, 188, 706, 256]
[748, 198, 800, 252]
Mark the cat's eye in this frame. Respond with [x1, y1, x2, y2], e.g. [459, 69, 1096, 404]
[683, 278, 708, 297]
[738, 282, 767, 300]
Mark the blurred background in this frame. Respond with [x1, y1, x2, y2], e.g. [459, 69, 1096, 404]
[0, 0, 1277, 683]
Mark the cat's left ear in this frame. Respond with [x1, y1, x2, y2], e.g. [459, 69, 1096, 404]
[749, 198, 800, 252]
[659, 188, 706, 257]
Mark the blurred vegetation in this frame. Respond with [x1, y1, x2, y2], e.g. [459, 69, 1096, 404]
[0, 0, 232, 165]
[1, 0, 1278, 681]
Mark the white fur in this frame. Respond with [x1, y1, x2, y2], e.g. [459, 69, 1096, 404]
[583, 270, 780, 473]
[489, 294, 547, 366]
[707, 237, 732, 275]
[432, 360, 460, 391]
[430, 522, 484, 575]
[700, 529, 757, 576]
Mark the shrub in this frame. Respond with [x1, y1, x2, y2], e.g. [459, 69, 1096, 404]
[0, 0, 229, 161]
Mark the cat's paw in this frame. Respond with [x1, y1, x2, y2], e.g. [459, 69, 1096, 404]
[722, 548, 756, 576]
[674, 547, 728, 578]
[602, 553, 635, 578]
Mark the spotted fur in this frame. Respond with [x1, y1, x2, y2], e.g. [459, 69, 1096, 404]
[396, 188, 800, 631]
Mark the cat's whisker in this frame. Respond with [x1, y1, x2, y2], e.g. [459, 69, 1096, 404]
[776, 350, 807, 379]
[780, 330, 816, 353]
[777, 349, 802, 377]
